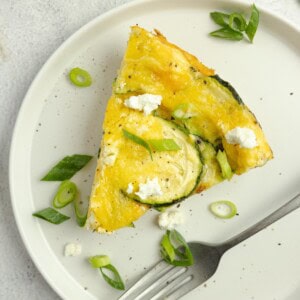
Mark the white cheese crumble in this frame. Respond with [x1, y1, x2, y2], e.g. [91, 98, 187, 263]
[135, 177, 163, 200]
[126, 183, 134, 194]
[124, 94, 162, 115]
[64, 243, 82, 257]
[225, 127, 257, 149]
[158, 210, 185, 230]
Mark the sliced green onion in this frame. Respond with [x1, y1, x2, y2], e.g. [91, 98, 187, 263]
[161, 233, 176, 262]
[216, 150, 233, 180]
[100, 264, 125, 290]
[172, 103, 195, 120]
[123, 129, 153, 160]
[210, 27, 244, 41]
[69, 67, 92, 87]
[160, 230, 194, 267]
[89, 255, 111, 268]
[41, 154, 93, 181]
[52, 180, 77, 208]
[32, 207, 70, 224]
[74, 192, 88, 227]
[148, 139, 181, 151]
[210, 12, 230, 27]
[229, 13, 247, 32]
[246, 4, 259, 42]
[209, 200, 237, 219]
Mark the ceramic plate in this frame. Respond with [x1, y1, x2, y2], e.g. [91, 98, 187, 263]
[9, 0, 300, 299]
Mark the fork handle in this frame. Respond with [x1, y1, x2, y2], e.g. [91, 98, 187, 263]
[218, 193, 300, 254]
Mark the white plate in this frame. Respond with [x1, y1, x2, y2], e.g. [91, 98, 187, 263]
[9, 0, 300, 299]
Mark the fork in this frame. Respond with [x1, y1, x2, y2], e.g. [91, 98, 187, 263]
[119, 193, 300, 300]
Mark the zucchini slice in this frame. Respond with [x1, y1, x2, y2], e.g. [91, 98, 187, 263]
[121, 118, 202, 206]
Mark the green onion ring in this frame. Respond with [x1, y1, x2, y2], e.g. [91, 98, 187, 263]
[209, 200, 237, 219]
[69, 67, 92, 87]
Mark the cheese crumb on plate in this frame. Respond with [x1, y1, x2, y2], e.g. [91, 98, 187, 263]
[64, 243, 82, 257]
[158, 210, 185, 230]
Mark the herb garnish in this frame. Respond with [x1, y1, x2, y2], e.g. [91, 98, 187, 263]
[160, 229, 194, 267]
[52, 180, 77, 208]
[41, 154, 93, 181]
[209, 200, 237, 219]
[123, 129, 181, 159]
[89, 255, 125, 290]
[32, 207, 70, 224]
[209, 4, 260, 42]
[69, 67, 92, 87]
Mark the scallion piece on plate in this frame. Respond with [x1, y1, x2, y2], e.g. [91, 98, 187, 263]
[69, 67, 92, 87]
[122, 129, 153, 160]
[216, 150, 233, 180]
[100, 264, 125, 290]
[89, 255, 125, 291]
[209, 200, 237, 219]
[229, 13, 247, 32]
[52, 180, 77, 208]
[160, 229, 194, 267]
[209, 27, 244, 41]
[148, 139, 181, 151]
[74, 192, 88, 227]
[89, 255, 111, 268]
[246, 4, 260, 42]
[210, 12, 230, 27]
[41, 154, 93, 181]
[32, 207, 70, 224]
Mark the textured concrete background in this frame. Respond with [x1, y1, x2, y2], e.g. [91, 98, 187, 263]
[0, 1, 299, 299]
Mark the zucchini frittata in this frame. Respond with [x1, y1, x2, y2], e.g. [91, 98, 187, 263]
[87, 26, 273, 232]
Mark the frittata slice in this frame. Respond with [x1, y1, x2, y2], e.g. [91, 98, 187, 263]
[87, 26, 273, 232]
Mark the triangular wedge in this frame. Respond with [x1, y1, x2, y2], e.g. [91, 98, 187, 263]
[87, 26, 273, 233]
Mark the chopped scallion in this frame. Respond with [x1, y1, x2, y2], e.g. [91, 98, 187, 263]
[69, 67, 92, 87]
[52, 180, 77, 208]
[100, 264, 125, 290]
[32, 207, 70, 224]
[229, 13, 247, 32]
[246, 4, 260, 42]
[74, 192, 88, 227]
[210, 12, 230, 27]
[148, 139, 181, 151]
[89, 255, 111, 268]
[88, 254, 125, 291]
[210, 27, 244, 41]
[160, 230, 194, 267]
[216, 150, 233, 180]
[209, 4, 260, 43]
[209, 200, 237, 219]
[122, 129, 153, 160]
[41, 154, 93, 181]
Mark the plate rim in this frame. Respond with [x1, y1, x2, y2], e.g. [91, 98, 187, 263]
[8, 0, 300, 299]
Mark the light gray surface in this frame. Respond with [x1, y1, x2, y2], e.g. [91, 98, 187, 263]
[0, 1, 299, 299]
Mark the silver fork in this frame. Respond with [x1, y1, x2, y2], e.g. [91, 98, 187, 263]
[119, 193, 300, 300]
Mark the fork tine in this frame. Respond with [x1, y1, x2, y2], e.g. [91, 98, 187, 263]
[151, 274, 194, 300]
[136, 266, 188, 300]
[118, 260, 174, 300]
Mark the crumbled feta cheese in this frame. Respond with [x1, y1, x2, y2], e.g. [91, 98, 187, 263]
[158, 210, 184, 230]
[64, 243, 82, 257]
[225, 127, 257, 149]
[101, 143, 119, 166]
[124, 94, 162, 115]
[135, 177, 163, 200]
[126, 183, 133, 194]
